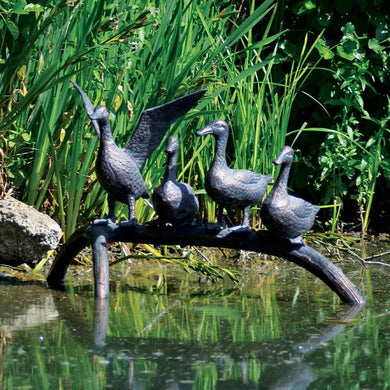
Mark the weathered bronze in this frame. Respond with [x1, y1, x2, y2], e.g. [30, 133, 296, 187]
[152, 136, 199, 225]
[47, 94, 365, 307]
[47, 222, 365, 306]
[196, 119, 272, 229]
[72, 81, 205, 225]
[261, 146, 320, 243]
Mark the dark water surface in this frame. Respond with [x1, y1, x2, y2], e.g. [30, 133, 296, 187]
[1, 244, 390, 389]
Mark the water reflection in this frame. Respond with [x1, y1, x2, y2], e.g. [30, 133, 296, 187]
[80, 297, 361, 389]
[0, 285, 58, 331]
[0, 260, 370, 389]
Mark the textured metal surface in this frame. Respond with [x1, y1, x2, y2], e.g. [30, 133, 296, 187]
[72, 82, 205, 223]
[48, 222, 365, 305]
[152, 136, 199, 225]
[126, 90, 206, 167]
[196, 119, 272, 226]
[261, 146, 320, 240]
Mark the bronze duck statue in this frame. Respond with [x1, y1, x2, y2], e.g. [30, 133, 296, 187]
[72, 81, 205, 225]
[260, 146, 320, 244]
[152, 136, 199, 225]
[196, 119, 272, 231]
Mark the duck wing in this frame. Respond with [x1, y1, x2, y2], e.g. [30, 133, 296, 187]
[70, 81, 100, 137]
[125, 89, 206, 167]
[230, 170, 272, 199]
[291, 196, 320, 219]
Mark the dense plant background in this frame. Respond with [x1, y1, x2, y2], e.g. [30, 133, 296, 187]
[0, 0, 389, 238]
[268, 0, 390, 234]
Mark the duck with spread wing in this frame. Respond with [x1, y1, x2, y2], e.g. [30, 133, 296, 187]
[72, 81, 205, 225]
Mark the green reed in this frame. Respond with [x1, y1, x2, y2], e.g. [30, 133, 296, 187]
[191, 30, 325, 226]
[1, 0, 328, 241]
[1, 0, 282, 238]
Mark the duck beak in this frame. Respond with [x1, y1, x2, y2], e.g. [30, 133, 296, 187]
[196, 124, 213, 136]
[165, 136, 178, 154]
[71, 80, 100, 137]
[273, 155, 283, 166]
[273, 146, 293, 165]
[89, 112, 99, 120]
[165, 145, 174, 154]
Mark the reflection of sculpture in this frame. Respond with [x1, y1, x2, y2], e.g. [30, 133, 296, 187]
[261, 146, 320, 243]
[72, 81, 205, 225]
[196, 119, 272, 229]
[152, 136, 199, 225]
[51, 285, 362, 389]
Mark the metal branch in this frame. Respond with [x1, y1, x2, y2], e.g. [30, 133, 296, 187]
[47, 223, 365, 306]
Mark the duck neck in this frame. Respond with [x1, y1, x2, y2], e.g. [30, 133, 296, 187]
[271, 161, 291, 197]
[99, 119, 116, 146]
[165, 153, 177, 182]
[211, 133, 229, 170]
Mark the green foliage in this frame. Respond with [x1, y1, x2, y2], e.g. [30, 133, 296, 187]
[2, 0, 388, 237]
[109, 251, 241, 283]
[315, 21, 390, 234]
[1, 0, 292, 237]
[271, 0, 390, 234]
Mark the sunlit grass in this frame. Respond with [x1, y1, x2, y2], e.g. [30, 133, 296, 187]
[0, 0, 332, 241]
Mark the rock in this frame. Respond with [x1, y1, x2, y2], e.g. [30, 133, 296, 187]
[0, 197, 62, 265]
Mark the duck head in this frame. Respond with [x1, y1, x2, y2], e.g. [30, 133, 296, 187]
[196, 119, 228, 138]
[274, 146, 294, 166]
[89, 105, 109, 122]
[165, 136, 179, 155]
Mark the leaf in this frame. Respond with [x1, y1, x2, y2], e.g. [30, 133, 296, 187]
[5, 19, 19, 39]
[315, 39, 334, 60]
[17, 65, 27, 81]
[113, 95, 122, 112]
[368, 38, 385, 52]
[12, 0, 28, 14]
[293, 0, 316, 15]
[24, 3, 44, 14]
[337, 44, 355, 61]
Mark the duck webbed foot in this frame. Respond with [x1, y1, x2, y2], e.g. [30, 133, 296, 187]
[204, 208, 227, 231]
[216, 224, 251, 238]
[119, 218, 138, 227]
[93, 197, 117, 225]
[288, 235, 305, 246]
[93, 218, 116, 226]
[216, 206, 252, 237]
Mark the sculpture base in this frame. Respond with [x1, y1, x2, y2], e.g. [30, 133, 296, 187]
[47, 222, 365, 306]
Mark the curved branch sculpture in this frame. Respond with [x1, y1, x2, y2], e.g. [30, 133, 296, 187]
[53, 84, 365, 307]
[47, 222, 365, 306]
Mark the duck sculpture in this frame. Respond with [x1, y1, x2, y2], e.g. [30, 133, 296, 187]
[260, 146, 320, 243]
[152, 136, 199, 225]
[72, 81, 205, 225]
[196, 119, 272, 230]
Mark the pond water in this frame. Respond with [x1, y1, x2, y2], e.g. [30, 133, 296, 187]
[1, 243, 390, 389]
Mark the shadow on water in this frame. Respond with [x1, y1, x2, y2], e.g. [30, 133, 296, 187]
[1, 242, 390, 389]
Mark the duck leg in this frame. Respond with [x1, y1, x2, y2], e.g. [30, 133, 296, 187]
[107, 197, 116, 221]
[216, 206, 251, 238]
[94, 196, 116, 225]
[119, 195, 138, 227]
[242, 206, 251, 227]
[217, 207, 227, 229]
